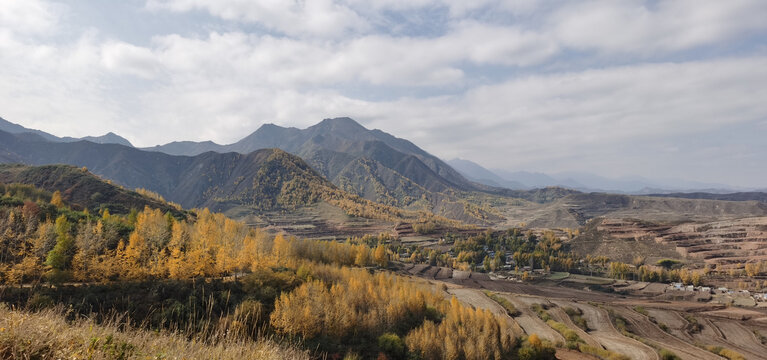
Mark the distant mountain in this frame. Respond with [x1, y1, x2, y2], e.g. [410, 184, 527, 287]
[488, 167, 747, 194]
[143, 140, 222, 156]
[646, 192, 767, 203]
[77, 132, 133, 147]
[447, 158, 527, 189]
[0, 116, 60, 141]
[0, 116, 133, 147]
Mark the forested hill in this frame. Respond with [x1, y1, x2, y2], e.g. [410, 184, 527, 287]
[0, 164, 184, 216]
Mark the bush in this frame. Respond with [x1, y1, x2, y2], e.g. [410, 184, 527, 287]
[377, 333, 405, 359]
[660, 349, 681, 360]
[579, 344, 630, 360]
[705, 345, 745, 360]
[483, 291, 520, 317]
[26, 293, 54, 311]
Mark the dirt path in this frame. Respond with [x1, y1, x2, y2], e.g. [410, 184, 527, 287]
[448, 288, 525, 337]
[548, 307, 603, 349]
[611, 307, 720, 360]
[500, 294, 565, 344]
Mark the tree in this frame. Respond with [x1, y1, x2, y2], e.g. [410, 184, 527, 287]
[50, 191, 64, 208]
[374, 244, 388, 267]
[45, 215, 73, 270]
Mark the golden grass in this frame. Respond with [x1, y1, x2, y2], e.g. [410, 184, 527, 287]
[0, 305, 309, 360]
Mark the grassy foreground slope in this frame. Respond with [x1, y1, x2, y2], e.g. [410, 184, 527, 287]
[0, 306, 308, 360]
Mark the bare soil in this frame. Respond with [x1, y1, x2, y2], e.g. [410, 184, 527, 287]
[500, 294, 566, 344]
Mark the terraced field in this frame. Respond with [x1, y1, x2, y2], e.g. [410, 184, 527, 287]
[594, 217, 767, 268]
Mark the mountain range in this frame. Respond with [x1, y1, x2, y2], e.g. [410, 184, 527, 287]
[0, 118, 507, 224]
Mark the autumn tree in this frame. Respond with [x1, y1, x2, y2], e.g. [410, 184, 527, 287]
[50, 191, 64, 208]
[374, 244, 388, 267]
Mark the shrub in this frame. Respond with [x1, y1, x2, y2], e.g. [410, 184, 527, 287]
[377, 333, 405, 359]
[26, 293, 54, 311]
[659, 349, 681, 360]
[578, 344, 630, 360]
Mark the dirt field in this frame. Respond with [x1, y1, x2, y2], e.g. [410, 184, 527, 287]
[611, 306, 720, 360]
[500, 294, 565, 344]
[548, 307, 603, 349]
[428, 271, 767, 359]
[566, 302, 658, 360]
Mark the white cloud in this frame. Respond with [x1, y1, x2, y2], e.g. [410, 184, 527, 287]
[0, 0, 59, 36]
[146, 0, 369, 38]
[551, 0, 767, 54]
[101, 41, 162, 78]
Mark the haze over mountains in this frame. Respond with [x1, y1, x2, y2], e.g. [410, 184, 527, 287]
[448, 158, 758, 194]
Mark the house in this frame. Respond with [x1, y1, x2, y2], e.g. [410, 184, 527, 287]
[685, 285, 695, 291]
[700, 287, 711, 293]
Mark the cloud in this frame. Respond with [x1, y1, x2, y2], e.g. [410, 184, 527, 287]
[0, 0, 59, 36]
[101, 41, 162, 78]
[551, 0, 767, 54]
[146, 0, 369, 38]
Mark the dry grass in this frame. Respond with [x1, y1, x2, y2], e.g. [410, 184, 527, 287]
[0, 305, 309, 360]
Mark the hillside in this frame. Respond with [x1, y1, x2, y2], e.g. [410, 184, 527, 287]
[0, 164, 184, 216]
[495, 192, 767, 229]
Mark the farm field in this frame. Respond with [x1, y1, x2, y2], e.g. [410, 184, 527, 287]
[424, 272, 767, 360]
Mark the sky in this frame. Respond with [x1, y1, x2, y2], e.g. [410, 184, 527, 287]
[0, 0, 766, 188]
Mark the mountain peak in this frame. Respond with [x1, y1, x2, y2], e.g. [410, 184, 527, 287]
[315, 117, 366, 130]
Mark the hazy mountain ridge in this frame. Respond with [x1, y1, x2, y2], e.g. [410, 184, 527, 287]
[451, 157, 757, 194]
[0, 116, 133, 147]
